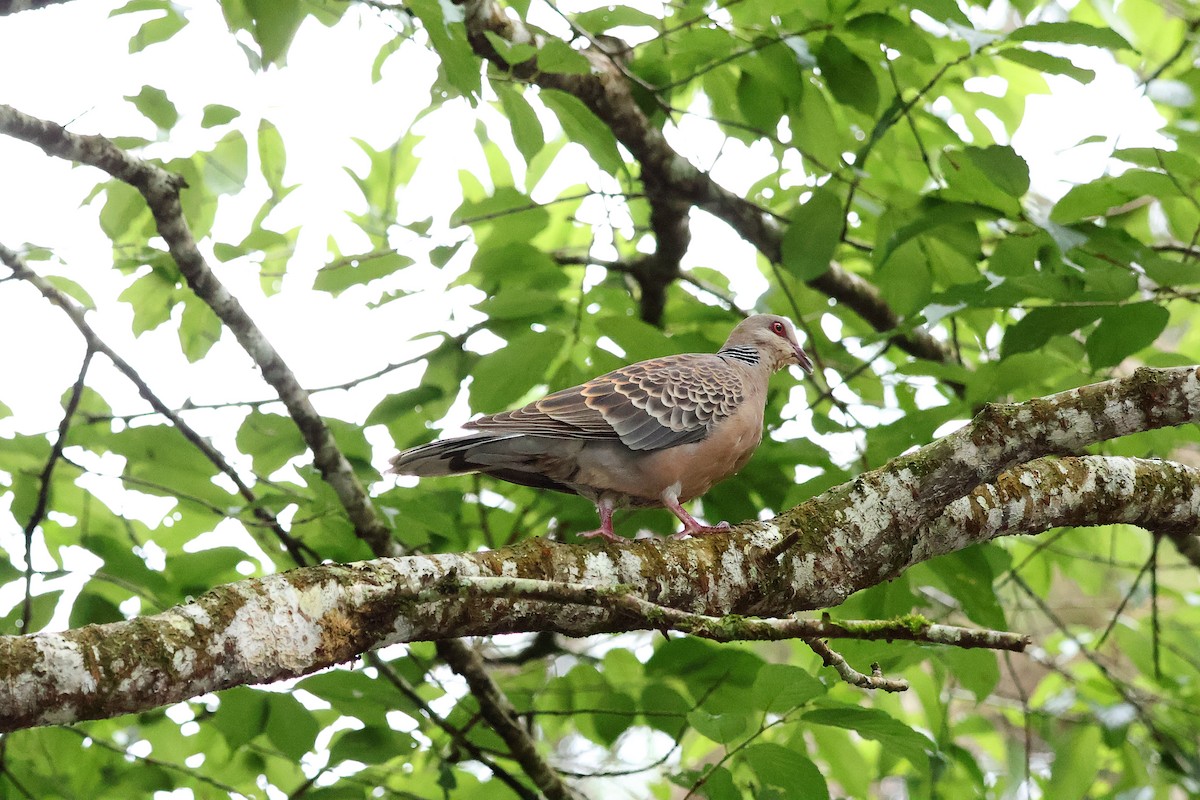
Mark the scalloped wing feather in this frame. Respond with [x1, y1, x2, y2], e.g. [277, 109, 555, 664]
[464, 354, 745, 452]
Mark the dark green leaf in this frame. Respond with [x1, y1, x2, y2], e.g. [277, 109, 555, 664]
[329, 726, 416, 765]
[803, 706, 933, 768]
[469, 331, 564, 411]
[845, 13, 936, 63]
[1086, 302, 1170, 368]
[743, 743, 829, 799]
[687, 709, 748, 743]
[817, 36, 879, 116]
[750, 663, 826, 712]
[243, 0, 304, 67]
[926, 546, 1007, 630]
[213, 687, 269, 751]
[1001, 306, 1102, 358]
[496, 85, 545, 166]
[265, 693, 320, 760]
[781, 186, 842, 280]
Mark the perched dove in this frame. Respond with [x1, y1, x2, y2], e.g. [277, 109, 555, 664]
[390, 315, 813, 541]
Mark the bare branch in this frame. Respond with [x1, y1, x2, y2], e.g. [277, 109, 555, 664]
[20, 346, 92, 631]
[804, 637, 908, 692]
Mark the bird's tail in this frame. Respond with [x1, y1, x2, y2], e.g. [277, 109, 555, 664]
[389, 434, 524, 476]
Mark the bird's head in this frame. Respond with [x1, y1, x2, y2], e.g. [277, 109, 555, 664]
[723, 314, 814, 374]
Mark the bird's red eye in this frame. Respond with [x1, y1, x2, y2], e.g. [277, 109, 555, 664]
[771, 321, 786, 336]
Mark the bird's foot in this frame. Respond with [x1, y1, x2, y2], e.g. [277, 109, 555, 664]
[671, 520, 732, 540]
[578, 527, 625, 543]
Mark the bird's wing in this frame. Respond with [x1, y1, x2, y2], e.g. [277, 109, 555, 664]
[465, 354, 745, 452]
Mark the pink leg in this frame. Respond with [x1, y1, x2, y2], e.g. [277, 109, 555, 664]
[578, 497, 623, 543]
[662, 488, 731, 539]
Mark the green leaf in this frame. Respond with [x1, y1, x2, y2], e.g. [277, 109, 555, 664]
[781, 187, 842, 280]
[119, 269, 179, 335]
[876, 202, 997, 267]
[265, 693, 320, 760]
[243, 0, 304, 67]
[803, 706, 933, 768]
[1006, 21, 1134, 50]
[258, 119, 288, 194]
[540, 89, 623, 175]
[201, 104, 240, 127]
[45, 276, 96, 309]
[1051, 170, 1180, 223]
[998, 48, 1096, 84]
[687, 709, 748, 743]
[817, 36, 879, 116]
[408, 0, 481, 101]
[469, 331, 564, 411]
[1047, 725, 1103, 800]
[573, 5, 659, 32]
[329, 726, 416, 765]
[483, 30, 537, 66]
[178, 295, 222, 362]
[742, 743, 830, 799]
[1001, 306, 1104, 358]
[212, 687, 269, 751]
[124, 85, 178, 131]
[937, 648, 999, 701]
[927, 546, 1007, 630]
[538, 39, 592, 74]
[128, 9, 187, 54]
[1086, 302, 1170, 368]
[496, 85, 545, 166]
[750, 664, 826, 712]
[959, 145, 1030, 198]
[845, 13, 936, 63]
[736, 65, 786, 132]
[314, 252, 414, 296]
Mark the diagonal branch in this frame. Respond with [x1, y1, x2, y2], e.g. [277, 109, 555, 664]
[4, 449, 1199, 732]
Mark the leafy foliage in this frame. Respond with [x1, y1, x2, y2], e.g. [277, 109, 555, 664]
[1, 0, 1199, 797]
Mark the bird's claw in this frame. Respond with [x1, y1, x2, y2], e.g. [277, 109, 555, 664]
[671, 521, 732, 540]
[578, 527, 625, 543]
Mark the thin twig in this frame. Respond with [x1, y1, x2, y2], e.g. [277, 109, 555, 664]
[21, 346, 93, 631]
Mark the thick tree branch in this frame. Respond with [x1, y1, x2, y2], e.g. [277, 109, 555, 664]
[459, 0, 954, 362]
[4, 443, 1198, 731]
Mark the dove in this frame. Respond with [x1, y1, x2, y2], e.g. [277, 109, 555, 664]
[390, 314, 813, 541]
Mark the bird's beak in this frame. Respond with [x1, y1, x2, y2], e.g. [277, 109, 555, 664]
[793, 345, 814, 375]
